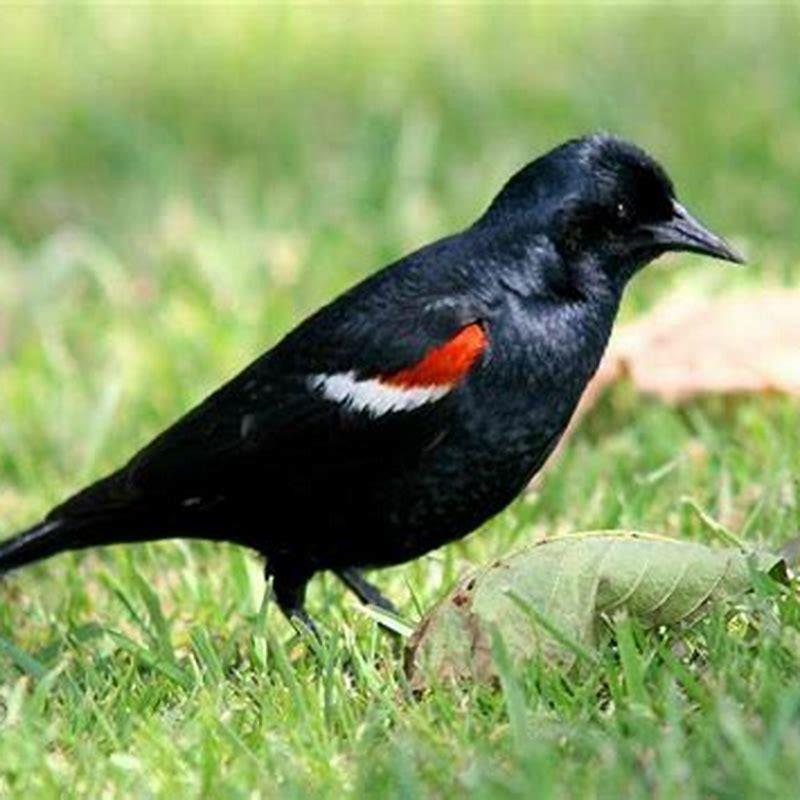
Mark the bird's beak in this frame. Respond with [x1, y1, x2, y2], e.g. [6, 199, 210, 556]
[643, 200, 745, 264]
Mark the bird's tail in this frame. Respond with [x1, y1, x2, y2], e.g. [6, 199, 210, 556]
[0, 511, 161, 576]
[0, 515, 142, 575]
[0, 466, 164, 576]
[0, 519, 77, 574]
[0, 464, 242, 576]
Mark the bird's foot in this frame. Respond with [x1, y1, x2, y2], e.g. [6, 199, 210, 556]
[268, 565, 322, 641]
[286, 606, 322, 641]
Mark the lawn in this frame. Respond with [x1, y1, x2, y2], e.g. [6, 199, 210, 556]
[1, 5, 800, 798]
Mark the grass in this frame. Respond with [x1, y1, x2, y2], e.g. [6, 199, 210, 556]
[1, 4, 800, 798]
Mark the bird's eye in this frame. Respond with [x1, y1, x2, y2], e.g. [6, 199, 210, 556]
[615, 202, 629, 222]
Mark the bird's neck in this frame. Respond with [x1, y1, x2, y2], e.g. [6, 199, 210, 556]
[471, 214, 622, 306]
[549, 252, 622, 306]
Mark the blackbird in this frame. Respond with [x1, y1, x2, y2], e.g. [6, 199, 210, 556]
[0, 134, 743, 631]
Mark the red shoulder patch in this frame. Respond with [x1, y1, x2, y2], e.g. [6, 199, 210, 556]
[381, 323, 487, 388]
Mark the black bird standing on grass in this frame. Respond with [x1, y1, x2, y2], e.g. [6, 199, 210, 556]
[0, 135, 742, 632]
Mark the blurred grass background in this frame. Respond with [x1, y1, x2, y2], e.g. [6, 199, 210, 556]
[1, 4, 800, 798]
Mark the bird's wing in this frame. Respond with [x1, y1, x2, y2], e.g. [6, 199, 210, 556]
[69, 294, 490, 511]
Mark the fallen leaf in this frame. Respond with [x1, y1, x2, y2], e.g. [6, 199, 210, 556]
[583, 288, 800, 406]
[405, 531, 785, 689]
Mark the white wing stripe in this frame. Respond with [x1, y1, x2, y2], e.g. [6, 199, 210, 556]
[309, 371, 450, 417]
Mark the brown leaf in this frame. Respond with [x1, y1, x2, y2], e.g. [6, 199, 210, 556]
[583, 288, 800, 408]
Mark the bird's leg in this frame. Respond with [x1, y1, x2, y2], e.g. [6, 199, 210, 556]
[336, 568, 397, 614]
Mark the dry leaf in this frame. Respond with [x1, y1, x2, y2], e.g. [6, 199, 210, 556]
[585, 288, 800, 406]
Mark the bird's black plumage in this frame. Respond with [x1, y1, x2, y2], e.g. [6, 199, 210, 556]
[0, 134, 742, 630]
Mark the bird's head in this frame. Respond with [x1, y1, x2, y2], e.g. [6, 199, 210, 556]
[484, 133, 743, 287]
